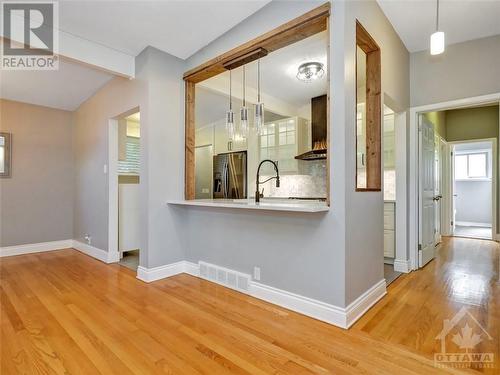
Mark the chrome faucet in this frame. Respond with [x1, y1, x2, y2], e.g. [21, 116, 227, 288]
[255, 159, 280, 203]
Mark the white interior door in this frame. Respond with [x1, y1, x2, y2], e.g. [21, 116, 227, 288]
[434, 133, 442, 244]
[419, 116, 436, 267]
[451, 145, 457, 234]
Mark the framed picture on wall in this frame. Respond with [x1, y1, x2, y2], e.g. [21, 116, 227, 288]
[0, 132, 12, 178]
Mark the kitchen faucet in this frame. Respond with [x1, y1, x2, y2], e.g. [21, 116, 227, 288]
[255, 159, 280, 203]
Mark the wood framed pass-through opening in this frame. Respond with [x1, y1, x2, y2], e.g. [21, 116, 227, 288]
[184, 3, 331, 202]
[355, 20, 381, 191]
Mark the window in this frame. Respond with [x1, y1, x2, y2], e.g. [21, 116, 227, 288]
[455, 152, 489, 180]
[118, 137, 140, 175]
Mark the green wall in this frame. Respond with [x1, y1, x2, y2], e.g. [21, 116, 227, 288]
[424, 111, 447, 139]
[446, 105, 499, 142]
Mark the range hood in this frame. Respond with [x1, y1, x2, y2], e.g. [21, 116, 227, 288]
[295, 95, 327, 161]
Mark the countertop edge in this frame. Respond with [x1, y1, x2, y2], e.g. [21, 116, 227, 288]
[167, 200, 330, 213]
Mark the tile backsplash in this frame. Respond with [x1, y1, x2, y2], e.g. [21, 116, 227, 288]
[260, 160, 327, 198]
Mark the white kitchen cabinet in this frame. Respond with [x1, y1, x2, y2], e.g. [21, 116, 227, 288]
[214, 120, 247, 155]
[259, 117, 309, 173]
[384, 202, 395, 258]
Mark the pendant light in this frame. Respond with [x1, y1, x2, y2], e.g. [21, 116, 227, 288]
[254, 58, 264, 135]
[240, 65, 249, 136]
[225, 70, 235, 138]
[430, 0, 445, 55]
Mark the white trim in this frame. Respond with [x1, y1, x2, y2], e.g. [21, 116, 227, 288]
[456, 221, 492, 228]
[137, 261, 186, 283]
[345, 279, 387, 328]
[394, 111, 408, 271]
[108, 119, 120, 263]
[136, 261, 386, 329]
[393, 259, 411, 273]
[409, 92, 500, 270]
[0, 239, 73, 257]
[184, 261, 200, 277]
[72, 240, 118, 264]
[250, 281, 347, 327]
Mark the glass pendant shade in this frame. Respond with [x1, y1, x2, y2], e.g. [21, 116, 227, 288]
[239, 65, 248, 137]
[226, 109, 235, 138]
[430, 31, 445, 55]
[254, 102, 264, 134]
[226, 69, 235, 138]
[240, 106, 249, 135]
[430, 0, 445, 55]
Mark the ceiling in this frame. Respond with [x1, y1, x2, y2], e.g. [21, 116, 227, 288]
[0, 59, 113, 111]
[58, 1, 271, 59]
[377, 0, 500, 52]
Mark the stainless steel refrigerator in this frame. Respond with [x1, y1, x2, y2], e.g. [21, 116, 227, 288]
[213, 151, 247, 199]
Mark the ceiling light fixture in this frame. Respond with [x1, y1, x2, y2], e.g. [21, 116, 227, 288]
[254, 58, 264, 135]
[225, 70, 235, 139]
[240, 65, 249, 136]
[430, 0, 445, 55]
[296, 62, 324, 82]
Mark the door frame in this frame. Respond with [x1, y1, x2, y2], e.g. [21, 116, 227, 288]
[108, 107, 141, 267]
[409, 92, 500, 271]
[446, 138, 497, 240]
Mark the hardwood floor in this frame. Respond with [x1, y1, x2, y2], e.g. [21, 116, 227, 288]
[354, 237, 499, 374]
[1, 237, 497, 374]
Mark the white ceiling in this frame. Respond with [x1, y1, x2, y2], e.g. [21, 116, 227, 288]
[59, 0, 271, 59]
[0, 59, 114, 111]
[377, 0, 500, 52]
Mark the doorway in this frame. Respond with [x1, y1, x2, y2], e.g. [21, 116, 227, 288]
[110, 111, 141, 271]
[451, 140, 495, 240]
[410, 96, 500, 270]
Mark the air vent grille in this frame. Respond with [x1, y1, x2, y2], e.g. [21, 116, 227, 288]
[198, 261, 251, 292]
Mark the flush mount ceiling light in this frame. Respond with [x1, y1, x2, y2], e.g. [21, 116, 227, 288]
[296, 62, 324, 82]
[430, 0, 445, 55]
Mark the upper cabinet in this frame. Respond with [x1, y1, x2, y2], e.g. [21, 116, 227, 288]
[214, 120, 247, 154]
[260, 117, 309, 173]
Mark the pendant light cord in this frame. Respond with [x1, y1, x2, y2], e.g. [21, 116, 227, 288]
[229, 70, 232, 110]
[243, 65, 246, 107]
[436, 0, 440, 31]
[258, 59, 261, 103]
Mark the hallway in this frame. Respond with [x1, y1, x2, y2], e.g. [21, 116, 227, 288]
[354, 237, 499, 373]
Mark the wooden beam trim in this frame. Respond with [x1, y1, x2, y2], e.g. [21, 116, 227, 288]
[185, 81, 196, 200]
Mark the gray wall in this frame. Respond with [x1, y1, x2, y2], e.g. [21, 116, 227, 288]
[342, 0, 410, 304]
[456, 181, 492, 224]
[182, 0, 410, 307]
[410, 35, 500, 106]
[0, 99, 73, 246]
[185, 0, 345, 305]
[73, 47, 186, 268]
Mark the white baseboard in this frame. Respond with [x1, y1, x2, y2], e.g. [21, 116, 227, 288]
[137, 261, 187, 282]
[456, 221, 492, 228]
[393, 258, 411, 273]
[345, 279, 387, 328]
[139, 260, 387, 329]
[0, 239, 74, 257]
[249, 281, 348, 327]
[72, 240, 118, 264]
